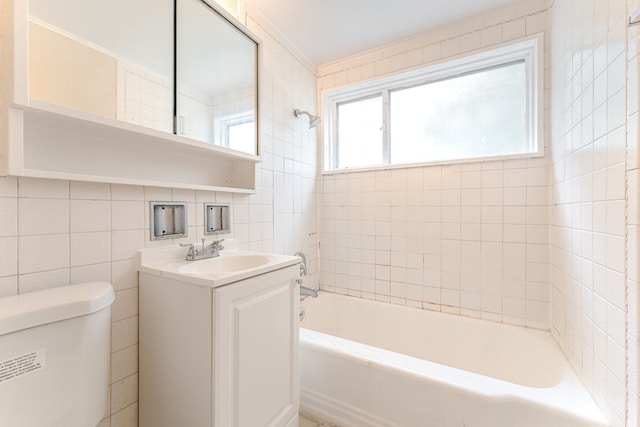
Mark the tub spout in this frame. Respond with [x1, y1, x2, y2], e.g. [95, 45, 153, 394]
[300, 286, 318, 298]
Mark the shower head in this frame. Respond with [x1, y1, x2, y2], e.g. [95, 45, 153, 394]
[308, 115, 321, 128]
[294, 109, 321, 129]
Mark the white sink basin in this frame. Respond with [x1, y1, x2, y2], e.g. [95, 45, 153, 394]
[179, 254, 273, 275]
[137, 242, 300, 288]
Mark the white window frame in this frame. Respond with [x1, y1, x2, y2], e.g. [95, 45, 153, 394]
[322, 33, 544, 173]
[215, 111, 255, 149]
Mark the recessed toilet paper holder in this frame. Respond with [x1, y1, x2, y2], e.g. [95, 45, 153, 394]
[150, 202, 187, 240]
[204, 203, 231, 235]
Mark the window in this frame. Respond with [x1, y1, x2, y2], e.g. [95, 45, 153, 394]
[216, 112, 256, 154]
[337, 95, 383, 168]
[323, 35, 543, 172]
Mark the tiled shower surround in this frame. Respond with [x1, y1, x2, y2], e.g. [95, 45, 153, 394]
[318, 158, 551, 328]
[318, 0, 640, 425]
[1, 0, 640, 426]
[550, 0, 639, 424]
[318, 0, 551, 328]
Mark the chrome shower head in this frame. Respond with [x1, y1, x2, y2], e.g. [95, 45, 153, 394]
[308, 115, 321, 128]
[294, 108, 321, 129]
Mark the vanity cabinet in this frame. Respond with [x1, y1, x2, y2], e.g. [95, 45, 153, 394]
[139, 264, 300, 427]
[0, 0, 260, 192]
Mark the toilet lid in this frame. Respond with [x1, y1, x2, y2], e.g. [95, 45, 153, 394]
[0, 282, 115, 336]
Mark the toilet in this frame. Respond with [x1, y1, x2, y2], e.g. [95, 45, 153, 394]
[0, 282, 115, 427]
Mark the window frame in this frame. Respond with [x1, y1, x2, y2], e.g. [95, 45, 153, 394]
[322, 33, 544, 173]
[215, 110, 256, 151]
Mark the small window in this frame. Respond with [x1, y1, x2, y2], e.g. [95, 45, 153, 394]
[216, 112, 256, 153]
[324, 35, 543, 172]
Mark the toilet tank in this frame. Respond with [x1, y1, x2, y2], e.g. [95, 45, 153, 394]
[0, 282, 115, 427]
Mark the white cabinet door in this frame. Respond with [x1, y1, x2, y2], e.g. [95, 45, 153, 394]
[214, 265, 299, 427]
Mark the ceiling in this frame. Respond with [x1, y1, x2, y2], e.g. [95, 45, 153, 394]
[247, 0, 520, 66]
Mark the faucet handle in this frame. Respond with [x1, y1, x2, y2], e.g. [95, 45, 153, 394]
[180, 242, 198, 256]
[213, 239, 225, 250]
[294, 252, 307, 276]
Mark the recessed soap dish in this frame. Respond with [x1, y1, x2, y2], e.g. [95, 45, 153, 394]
[205, 203, 230, 235]
[150, 202, 187, 240]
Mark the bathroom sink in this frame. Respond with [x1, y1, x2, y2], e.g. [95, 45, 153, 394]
[137, 240, 301, 288]
[178, 254, 272, 274]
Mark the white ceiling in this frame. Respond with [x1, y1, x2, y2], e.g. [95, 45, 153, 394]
[247, 0, 520, 66]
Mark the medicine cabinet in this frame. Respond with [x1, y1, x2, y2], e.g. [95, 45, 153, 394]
[0, 0, 260, 192]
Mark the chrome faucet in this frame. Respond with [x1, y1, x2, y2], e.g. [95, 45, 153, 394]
[180, 239, 225, 261]
[294, 252, 307, 277]
[294, 251, 318, 299]
[300, 286, 318, 298]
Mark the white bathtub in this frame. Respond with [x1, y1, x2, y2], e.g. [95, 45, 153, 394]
[299, 292, 608, 427]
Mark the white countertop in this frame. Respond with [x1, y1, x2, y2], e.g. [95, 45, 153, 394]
[137, 241, 301, 288]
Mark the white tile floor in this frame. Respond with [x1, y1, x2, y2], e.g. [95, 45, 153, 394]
[299, 415, 320, 427]
[299, 412, 340, 426]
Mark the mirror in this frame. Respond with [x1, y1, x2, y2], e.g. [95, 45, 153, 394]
[27, 0, 259, 156]
[28, 0, 174, 132]
[176, 0, 258, 154]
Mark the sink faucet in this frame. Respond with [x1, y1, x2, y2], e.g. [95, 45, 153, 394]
[180, 239, 225, 261]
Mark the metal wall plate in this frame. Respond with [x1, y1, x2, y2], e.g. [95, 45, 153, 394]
[204, 203, 230, 235]
[150, 202, 187, 240]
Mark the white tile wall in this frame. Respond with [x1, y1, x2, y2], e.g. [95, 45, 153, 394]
[246, 8, 320, 289]
[626, 0, 640, 421]
[0, 7, 318, 426]
[318, 0, 551, 328]
[117, 63, 173, 133]
[550, 0, 638, 424]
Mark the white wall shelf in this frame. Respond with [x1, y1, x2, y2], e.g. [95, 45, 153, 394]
[7, 101, 259, 192]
